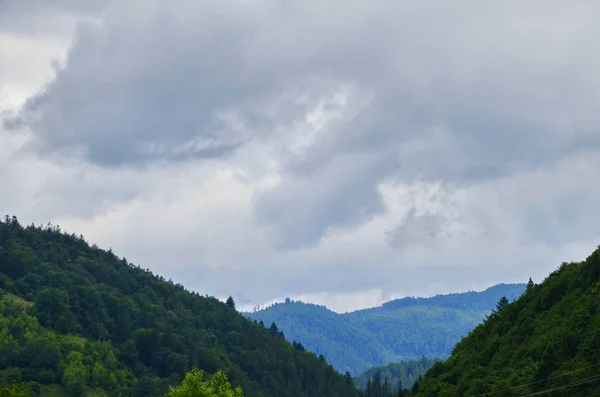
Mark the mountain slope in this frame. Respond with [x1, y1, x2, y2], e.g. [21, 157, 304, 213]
[0, 216, 359, 397]
[354, 357, 439, 391]
[413, 247, 600, 396]
[245, 284, 526, 374]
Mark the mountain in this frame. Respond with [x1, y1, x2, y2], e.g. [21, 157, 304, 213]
[244, 284, 526, 375]
[354, 357, 439, 391]
[412, 246, 600, 396]
[0, 216, 360, 397]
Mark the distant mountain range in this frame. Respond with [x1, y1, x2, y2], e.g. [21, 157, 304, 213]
[244, 283, 527, 375]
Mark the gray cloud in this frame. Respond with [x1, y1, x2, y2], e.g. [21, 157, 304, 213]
[0, 0, 108, 38]
[9, 1, 599, 170]
[253, 151, 390, 249]
[1, 0, 600, 309]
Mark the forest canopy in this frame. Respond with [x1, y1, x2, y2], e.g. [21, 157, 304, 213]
[0, 215, 359, 397]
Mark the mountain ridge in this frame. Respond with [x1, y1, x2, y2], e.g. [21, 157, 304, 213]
[0, 215, 360, 397]
[245, 283, 526, 375]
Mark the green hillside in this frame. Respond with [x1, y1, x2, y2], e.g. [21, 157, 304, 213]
[245, 284, 526, 374]
[0, 215, 360, 397]
[412, 246, 600, 396]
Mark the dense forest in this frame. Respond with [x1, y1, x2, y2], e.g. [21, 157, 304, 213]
[245, 284, 525, 374]
[0, 216, 361, 397]
[354, 358, 438, 392]
[412, 246, 600, 396]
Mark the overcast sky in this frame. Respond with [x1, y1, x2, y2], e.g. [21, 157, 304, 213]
[2, 0, 599, 312]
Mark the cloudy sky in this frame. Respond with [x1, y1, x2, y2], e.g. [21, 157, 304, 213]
[2, 0, 599, 312]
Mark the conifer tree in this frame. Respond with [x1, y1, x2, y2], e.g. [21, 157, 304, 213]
[226, 296, 236, 310]
[495, 296, 509, 312]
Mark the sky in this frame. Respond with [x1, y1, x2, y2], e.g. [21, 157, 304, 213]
[1, 0, 599, 313]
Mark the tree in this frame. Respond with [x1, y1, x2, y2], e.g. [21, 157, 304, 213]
[527, 277, 535, 290]
[0, 384, 28, 397]
[344, 371, 354, 387]
[269, 322, 284, 338]
[396, 380, 405, 397]
[495, 296, 509, 312]
[225, 296, 236, 310]
[411, 376, 421, 393]
[61, 352, 87, 397]
[165, 368, 243, 397]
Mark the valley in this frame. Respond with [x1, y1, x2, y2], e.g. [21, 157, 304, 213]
[245, 283, 526, 375]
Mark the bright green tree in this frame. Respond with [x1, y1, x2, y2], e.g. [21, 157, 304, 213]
[61, 352, 87, 397]
[165, 368, 243, 397]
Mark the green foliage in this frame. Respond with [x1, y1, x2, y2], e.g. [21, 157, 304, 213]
[0, 216, 360, 397]
[225, 297, 235, 310]
[412, 246, 600, 397]
[0, 384, 28, 397]
[61, 353, 87, 397]
[354, 358, 438, 391]
[494, 296, 509, 312]
[165, 368, 243, 397]
[245, 284, 525, 374]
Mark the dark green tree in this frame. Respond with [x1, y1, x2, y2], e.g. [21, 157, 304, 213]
[226, 296, 236, 310]
[344, 371, 353, 386]
[495, 296, 509, 312]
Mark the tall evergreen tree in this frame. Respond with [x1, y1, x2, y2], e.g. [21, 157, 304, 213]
[396, 380, 405, 397]
[372, 372, 382, 397]
[226, 296, 236, 310]
[495, 296, 509, 312]
[366, 378, 373, 397]
[344, 371, 354, 387]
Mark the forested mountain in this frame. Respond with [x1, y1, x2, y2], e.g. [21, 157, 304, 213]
[354, 357, 438, 391]
[0, 216, 360, 397]
[412, 246, 600, 396]
[245, 284, 526, 374]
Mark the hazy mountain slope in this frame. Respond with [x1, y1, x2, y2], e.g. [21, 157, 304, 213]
[245, 284, 526, 374]
[0, 216, 360, 397]
[246, 301, 400, 376]
[354, 357, 439, 391]
[413, 247, 600, 396]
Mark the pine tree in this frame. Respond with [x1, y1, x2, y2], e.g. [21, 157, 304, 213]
[344, 371, 354, 387]
[396, 380, 405, 397]
[226, 296, 236, 310]
[496, 296, 509, 312]
[366, 378, 373, 397]
[269, 322, 283, 338]
[527, 277, 535, 290]
[372, 373, 382, 397]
